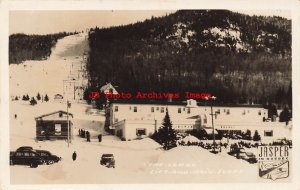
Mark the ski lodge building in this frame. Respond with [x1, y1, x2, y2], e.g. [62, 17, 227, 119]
[109, 99, 291, 141]
[35, 110, 73, 141]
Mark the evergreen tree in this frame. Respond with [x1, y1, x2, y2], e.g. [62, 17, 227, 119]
[22, 95, 26, 101]
[36, 92, 41, 101]
[15, 96, 19, 101]
[151, 130, 160, 143]
[26, 94, 30, 100]
[244, 129, 252, 140]
[279, 105, 291, 123]
[30, 97, 37, 105]
[268, 103, 278, 120]
[154, 108, 177, 150]
[253, 130, 261, 141]
[44, 94, 49, 102]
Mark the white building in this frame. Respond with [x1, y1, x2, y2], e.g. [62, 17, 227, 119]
[100, 83, 118, 94]
[109, 99, 291, 141]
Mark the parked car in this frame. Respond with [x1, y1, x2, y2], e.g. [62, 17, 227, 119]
[35, 150, 61, 165]
[10, 150, 44, 168]
[100, 154, 115, 168]
[239, 151, 257, 164]
[16, 146, 33, 152]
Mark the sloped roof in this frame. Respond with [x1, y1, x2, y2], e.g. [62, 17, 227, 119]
[35, 110, 73, 120]
[186, 115, 201, 119]
[100, 83, 115, 92]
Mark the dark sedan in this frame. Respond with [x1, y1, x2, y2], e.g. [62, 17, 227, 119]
[36, 150, 61, 165]
[10, 150, 44, 168]
[100, 154, 115, 168]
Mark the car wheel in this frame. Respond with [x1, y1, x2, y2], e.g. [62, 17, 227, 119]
[30, 163, 38, 168]
[47, 160, 54, 165]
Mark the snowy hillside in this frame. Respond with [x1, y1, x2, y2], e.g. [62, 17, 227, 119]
[9, 33, 89, 99]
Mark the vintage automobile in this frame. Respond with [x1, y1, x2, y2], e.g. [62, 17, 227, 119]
[35, 150, 61, 165]
[16, 146, 33, 152]
[100, 154, 115, 168]
[10, 149, 44, 168]
[239, 151, 257, 164]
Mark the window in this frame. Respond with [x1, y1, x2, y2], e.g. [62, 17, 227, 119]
[151, 107, 154, 112]
[187, 108, 191, 114]
[55, 124, 61, 135]
[24, 152, 30, 157]
[203, 116, 207, 124]
[41, 152, 47, 156]
[178, 108, 181, 113]
[30, 153, 37, 157]
[16, 152, 23, 157]
[156, 107, 159, 111]
[264, 130, 273, 137]
[136, 128, 146, 136]
[161, 107, 164, 113]
[59, 112, 63, 117]
[115, 106, 118, 112]
[134, 106, 137, 112]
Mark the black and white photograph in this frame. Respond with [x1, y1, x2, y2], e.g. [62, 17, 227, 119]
[0, 0, 299, 188]
[7, 9, 294, 184]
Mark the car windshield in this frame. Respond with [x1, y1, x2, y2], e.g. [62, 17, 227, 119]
[245, 152, 255, 156]
[102, 154, 113, 158]
[38, 151, 52, 156]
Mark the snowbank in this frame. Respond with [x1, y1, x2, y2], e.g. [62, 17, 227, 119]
[182, 135, 201, 143]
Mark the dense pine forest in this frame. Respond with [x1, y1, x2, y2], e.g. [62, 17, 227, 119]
[87, 10, 291, 107]
[9, 32, 78, 64]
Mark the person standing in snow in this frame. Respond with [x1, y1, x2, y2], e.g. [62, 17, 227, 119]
[72, 151, 77, 161]
[14, 114, 17, 119]
[87, 131, 90, 142]
[83, 129, 86, 138]
[80, 129, 84, 137]
[98, 134, 102, 142]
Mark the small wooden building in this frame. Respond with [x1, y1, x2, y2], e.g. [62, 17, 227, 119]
[54, 94, 64, 102]
[35, 110, 73, 140]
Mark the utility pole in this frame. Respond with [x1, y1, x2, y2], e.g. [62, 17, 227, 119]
[207, 96, 217, 153]
[67, 100, 71, 147]
[210, 104, 216, 153]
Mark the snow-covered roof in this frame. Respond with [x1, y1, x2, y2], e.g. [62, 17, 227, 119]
[35, 110, 73, 120]
[100, 83, 116, 92]
[182, 135, 201, 143]
[54, 94, 63, 99]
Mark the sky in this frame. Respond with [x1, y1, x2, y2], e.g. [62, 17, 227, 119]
[9, 10, 291, 35]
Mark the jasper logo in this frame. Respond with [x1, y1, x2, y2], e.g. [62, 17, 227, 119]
[258, 146, 289, 181]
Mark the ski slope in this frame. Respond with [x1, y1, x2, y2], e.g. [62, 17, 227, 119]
[9, 33, 89, 99]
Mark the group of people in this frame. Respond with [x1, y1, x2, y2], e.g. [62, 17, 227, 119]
[78, 128, 91, 142]
[78, 128, 103, 143]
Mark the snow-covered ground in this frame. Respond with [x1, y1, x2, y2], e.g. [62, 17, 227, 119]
[10, 100, 292, 184]
[9, 33, 292, 184]
[9, 33, 88, 99]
